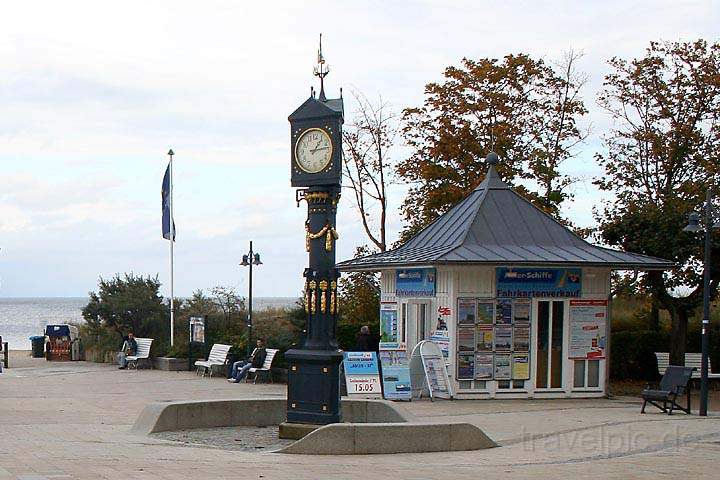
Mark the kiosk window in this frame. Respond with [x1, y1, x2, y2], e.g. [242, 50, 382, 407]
[588, 360, 600, 387]
[574, 359, 600, 388]
[573, 360, 585, 388]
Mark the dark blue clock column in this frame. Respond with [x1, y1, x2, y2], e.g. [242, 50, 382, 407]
[284, 36, 344, 426]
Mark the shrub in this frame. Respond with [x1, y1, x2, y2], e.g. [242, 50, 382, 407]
[253, 307, 304, 368]
[686, 321, 720, 375]
[610, 330, 670, 381]
[82, 274, 169, 341]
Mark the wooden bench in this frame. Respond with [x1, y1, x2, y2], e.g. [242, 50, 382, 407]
[194, 343, 231, 378]
[246, 348, 278, 384]
[684, 353, 720, 380]
[127, 338, 153, 370]
[655, 352, 720, 380]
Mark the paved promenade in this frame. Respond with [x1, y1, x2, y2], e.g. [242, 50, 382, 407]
[1, 351, 719, 479]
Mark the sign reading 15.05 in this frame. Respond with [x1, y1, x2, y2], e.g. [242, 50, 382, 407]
[343, 352, 382, 399]
[348, 377, 381, 393]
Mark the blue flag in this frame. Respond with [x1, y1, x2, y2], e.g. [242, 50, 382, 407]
[162, 162, 175, 241]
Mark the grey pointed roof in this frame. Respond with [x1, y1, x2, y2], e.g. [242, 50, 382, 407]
[288, 95, 344, 121]
[338, 163, 674, 271]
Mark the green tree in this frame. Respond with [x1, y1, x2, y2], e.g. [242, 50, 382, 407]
[210, 286, 245, 323]
[397, 51, 588, 240]
[338, 246, 380, 337]
[207, 286, 247, 353]
[82, 273, 168, 340]
[184, 289, 218, 317]
[166, 289, 223, 358]
[595, 39, 720, 364]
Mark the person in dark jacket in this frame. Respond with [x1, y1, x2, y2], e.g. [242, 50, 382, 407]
[355, 326, 379, 352]
[117, 332, 137, 370]
[227, 338, 267, 383]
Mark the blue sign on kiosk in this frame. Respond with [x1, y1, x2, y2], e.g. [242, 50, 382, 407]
[396, 268, 436, 297]
[496, 267, 582, 298]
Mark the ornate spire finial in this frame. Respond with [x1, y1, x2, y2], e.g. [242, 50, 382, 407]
[313, 33, 329, 101]
[486, 151, 499, 166]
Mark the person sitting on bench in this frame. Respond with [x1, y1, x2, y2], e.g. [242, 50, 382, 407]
[117, 332, 137, 370]
[227, 338, 266, 383]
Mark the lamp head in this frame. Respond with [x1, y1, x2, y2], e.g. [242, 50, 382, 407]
[240, 255, 250, 266]
[683, 213, 702, 233]
[253, 253, 262, 266]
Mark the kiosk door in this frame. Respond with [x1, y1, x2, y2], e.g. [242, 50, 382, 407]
[405, 301, 430, 353]
[535, 300, 565, 389]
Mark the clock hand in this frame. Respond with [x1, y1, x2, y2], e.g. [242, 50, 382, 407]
[310, 146, 329, 153]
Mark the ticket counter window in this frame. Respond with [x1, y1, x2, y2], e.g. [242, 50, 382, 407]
[536, 300, 564, 389]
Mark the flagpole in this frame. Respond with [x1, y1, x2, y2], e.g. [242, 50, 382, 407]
[168, 149, 175, 347]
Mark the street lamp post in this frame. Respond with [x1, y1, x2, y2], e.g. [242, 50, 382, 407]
[683, 188, 718, 417]
[240, 241, 262, 358]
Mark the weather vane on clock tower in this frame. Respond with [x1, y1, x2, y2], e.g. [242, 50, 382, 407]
[313, 34, 329, 101]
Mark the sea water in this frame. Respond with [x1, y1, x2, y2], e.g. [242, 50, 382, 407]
[0, 297, 298, 349]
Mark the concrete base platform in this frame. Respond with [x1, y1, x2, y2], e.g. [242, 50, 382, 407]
[132, 397, 497, 454]
[278, 421, 319, 440]
[131, 398, 410, 435]
[278, 422, 497, 455]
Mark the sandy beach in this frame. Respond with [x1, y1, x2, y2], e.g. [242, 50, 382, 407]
[5, 350, 37, 369]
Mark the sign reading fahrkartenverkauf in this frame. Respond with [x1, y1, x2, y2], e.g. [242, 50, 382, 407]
[496, 267, 581, 298]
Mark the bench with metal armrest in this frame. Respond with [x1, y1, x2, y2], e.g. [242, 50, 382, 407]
[194, 343, 231, 378]
[127, 338, 153, 370]
[246, 348, 279, 384]
[641, 365, 695, 415]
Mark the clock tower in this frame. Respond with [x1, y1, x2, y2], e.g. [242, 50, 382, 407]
[284, 35, 344, 426]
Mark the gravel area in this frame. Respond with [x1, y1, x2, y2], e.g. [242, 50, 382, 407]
[153, 426, 294, 452]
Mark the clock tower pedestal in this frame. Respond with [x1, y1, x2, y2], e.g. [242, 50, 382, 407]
[285, 186, 343, 425]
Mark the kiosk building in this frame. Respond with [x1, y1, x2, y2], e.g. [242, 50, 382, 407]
[338, 156, 672, 399]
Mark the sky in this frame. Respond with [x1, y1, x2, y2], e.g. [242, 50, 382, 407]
[0, 1, 718, 298]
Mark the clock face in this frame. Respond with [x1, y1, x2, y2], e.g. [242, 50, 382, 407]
[295, 128, 333, 174]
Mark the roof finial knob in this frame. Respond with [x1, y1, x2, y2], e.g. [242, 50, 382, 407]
[486, 151, 499, 166]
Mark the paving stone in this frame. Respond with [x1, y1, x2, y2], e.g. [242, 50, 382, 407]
[1, 352, 719, 478]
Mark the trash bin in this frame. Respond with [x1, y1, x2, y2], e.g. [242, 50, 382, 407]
[30, 336, 45, 358]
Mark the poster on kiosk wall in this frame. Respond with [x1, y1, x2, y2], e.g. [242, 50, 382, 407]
[379, 350, 412, 401]
[379, 303, 399, 349]
[378, 302, 412, 400]
[569, 300, 608, 359]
